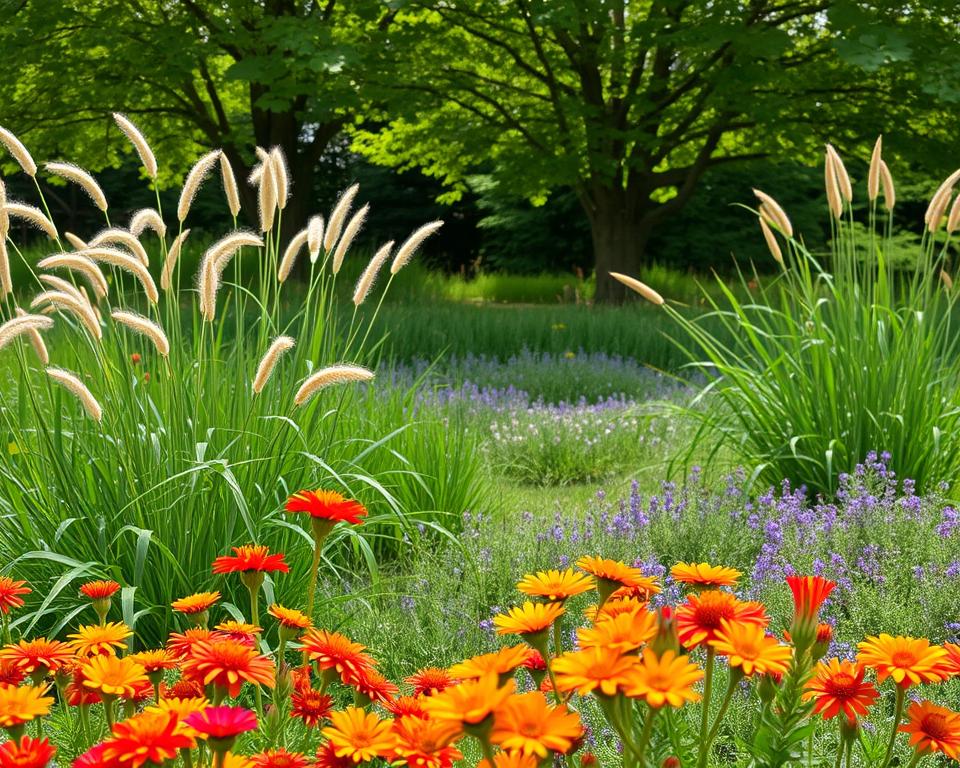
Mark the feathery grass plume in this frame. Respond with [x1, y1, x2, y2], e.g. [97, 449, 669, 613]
[390, 220, 444, 275]
[948, 193, 960, 234]
[12, 309, 50, 363]
[248, 164, 263, 186]
[160, 229, 190, 291]
[80, 247, 158, 303]
[825, 144, 853, 202]
[758, 217, 783, 266]
[39, 274, 87, 303]
[252, 336, 295, 394]
[177, 149, 222, 223]
[324, 184, 360, 251]
[129, 208, 166, 239]
[824, 151, 843, 219]
[111, 310, 170, 357]
[307, 215, 324, 262]
[926, 187, 954, 233]
[37, 253, 109, 299]
[198, 231, 264, 319]
[64, 232, 88, 250]
[0, 240, 9, 296]
[353, 241, 393, 306]
[255, 146, 270, 163]
[293, 364, 374, 407]
[879, 160, 895, 211]
[332, 204, 368, 274]
[0, 126, 37, 176]
[113, 113, 158, 179]
[219, 154, 241, 218]
[30, 290, 101, 340]
[5, 203, 58, 240]
[278, 228, 308, 283]
[0, 312, 53, 355]
[925, 169, 960, 228]
[80, 286, 101, 323]
[941, 270, 954, 291]
[89, 228, 149, 266]
[258, 155, 278, 232]
[867, 136, 882, 201]
[45, 162, 108, 211]
[207, 231, 264, 272]
[46, 367, 102, 422]
[752, 190, 793, 237]
[0, 178, 7, 237]
[269, 147, 289, 210]
[609, 272, 665, 305]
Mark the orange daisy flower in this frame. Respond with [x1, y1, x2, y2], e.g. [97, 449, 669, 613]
[387, 696, 429, 719]
[516, 569, 595, 602]
[578, 607, 657, 654]
[68, 622, 132, 657]
[131, 649, 178, 676]
[161, 678, 206, 700]
[899, 700, 960, 759]
[0, 736, 55, 768]
[167, 628, 217, 658]
[321, 707, 397, 763]
[215, 621, 262, 645]
[448, 646, 530, 680]
[291, 688, 334, 727]
[285, 489, 368, 525]
[709, 619, 792, 677]
[670, 562, 741, 587]
[391, 714, 463, 768]
[493, 601, 565, 638]
[424, 675, 516, 729]
[79, 580, 121, 600]
[147, 695, 210, 728]
[585, 596, 650, 623]
[102, 710, 196, 767]
[0, 683, 54, 727]
[490, 691, 583, 757]
[0, 577, 30, 614]
[0, 638, 73, 676]
[675, 590, 768, 649]
[300, 629, 375, 678]
[182, 639, 275, 698]
[857, 635, 949, 687]
[609, 580, 662, 601]
[552, 647, 638, 697]
[344, 666, 398, 704]
[212, 545, 289, 574]
[405, 667, 457, 696]
[251, 749, 312, 768]
[172, 591, 221, 615]
[576, 557, 658, 599]
[0, 660, 24, 687]
[477, 753, 539, 768]
[81, 655, 149, 699]
[268, 605, 312, 630]
[622, 649, 703, 708]
[803, 658, 879, 722]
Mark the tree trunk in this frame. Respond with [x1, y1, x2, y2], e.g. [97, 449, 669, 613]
[583, 186, 653, 304]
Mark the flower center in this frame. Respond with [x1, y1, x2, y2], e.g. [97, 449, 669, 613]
[891, 651, 918, 668]
[827, 673, 857, 696]
[519, 721, 542, 737]
[921, 714, 950, 739]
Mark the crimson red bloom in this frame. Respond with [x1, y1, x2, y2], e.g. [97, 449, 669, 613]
[212, 545, 289, 575]
[185, 706, 258, 739]
[315, 742, 353, 768]
[787, 576, 836, 649]
[0, 578, 30, 615]
[290, 687, 333, 727]
[285, 490, 367, 525]
[80, 581, 121, 600]
[72, 743, 112, 768]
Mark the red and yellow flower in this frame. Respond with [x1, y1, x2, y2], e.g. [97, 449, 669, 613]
[786, 576, 835, 650]
[172, 592, 220, 616]
[423, 675, 515, 730]
[0, 684, 54, 728]
[182, 639, 275, 698]
[0, 578, 30, 615]
[68, 622, 132, 657]
[709, 619, 792, 677]
[803, 658, 878, 722]
[300, 629, 375, 679]
[0, 736, 55, 768]
[552, 647, 638, 697]
[212, 545, 289, 575]
[390, 715, 463, 768]
[899, 700, 960, 759]
[405, 667, 457, 696]
[291, 688, 333, 727]
[268, 605, 312, 631]
[0, 639, 73, 677]
[857, 635, 949, 687]
[675, 590, 767, 649]
[251, 749, 312, 768]
[79, 581, 121, 600]
[81, 655, 149, 699]
[100, 710, 196, 767]
[448, 646, 530, 680]
[285, 490, 367, 526]
[578, 607, 657, 654]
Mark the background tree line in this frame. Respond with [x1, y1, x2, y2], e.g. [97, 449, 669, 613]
[0, 0, 958, 301]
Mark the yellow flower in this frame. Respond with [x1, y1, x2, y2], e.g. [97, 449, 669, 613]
[449, 646, 531, 680]
[424, 675, 516, 729]
[709, 619, 792, 677]
[490, 692, 583, 757]
[494, 602, 564, 638]
[552, 647, 637, 697]
[578, 607, 657, 654]
[670, 562, 742, 588]
[516, 569, 594, 602]
[623, 650, 703, 708]
[67, 622, 132, 657]
[857, 635, 950, 687]
[0, 683, 54, 727]
[81, 655, 148, 698]
[321, 707, 397, 763]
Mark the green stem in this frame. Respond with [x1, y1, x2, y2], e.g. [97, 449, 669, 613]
[880, 686, 906, 768]
[697, 647, 716, 767]
[306, 535, 323, 620]
[702, 673, 739, 760]
[636, 708, 658, 766]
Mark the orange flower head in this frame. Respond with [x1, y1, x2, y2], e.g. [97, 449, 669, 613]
[803, 658, 878, 722]
[0, 639, 73, 677]
[147, 696, 211, 730]
[321, 707, 397, 764]
[786, 575, 835, 650]
[405, 667, 457, 696]
[172, 592, 220, 615]
[675, 590, 768, 649]
[671, 562, 742, 588]
[285, 490, 367, 525]
[315, 742, 355, 768]
[387, 696, 429, 719]
[576, 557, 657, 601]
[251, 749, 312, 768]
[578, 607, 657, 654]
[448, 646, 530, 680]
[343, 666, 398, 704]
[516, 569, 595, 602]
[709, 619, 792, 677]
[80, 581, 121, 600]
[476, 753, 539, 768]
[167, 628, 217, 658]
[81, 655, 149, 699]
[610, 579, 662, 602]
[0, 684, 54, 727]
[623, 650, 703, 708]
[857, 635, 949, 687]
[214, 621, 262, 646]
[390, 714, 463, 768]
[131, 649, 178, 675]
[494, 601, 565, 638]
[300, 629, 375, 679]
[0, 577, 30, 615]
[68, 622, 132, 657]
[161, 678, 206, 700]
[586, 597, 649, 623]
[212, 545, 289, 575]
[490, 691, 583, 757]
[0, 660, 25, 687]
[944, 642, 960, 676]
[899, 700, 960, 759]
[551, 647, 637, 697]
[291, 688, 333, 727]
[101, 710, 196, 767]
[268, 605, 312, 631]
[0, 736, 55, 768]
[424, 675, 515, 729]
[182, 639, 275, 698]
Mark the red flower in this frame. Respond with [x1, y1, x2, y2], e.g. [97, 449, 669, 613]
[184, 706, 258, 739]
[290, 688, 333, 727]
[251, 749, 310, 768]
[101, 711, 195, 768]
[0, 578, 30, 615]
[0, 737, 55, 768]
[405, 667, 456, 697]
[212, 545, 289, 574]
[0, 639, 73, 676]
[314, 742, 353, 768]
[300, 629, 375, 678]
[72, 743, 114, 768]
[786, 576, 835, 649]
[182, 639, 275, 698]
[387, 696, 429, 719]
[167, 629, 218, 659]
[344, 666, 398, 704]
[0, 660, 24, 687]
[130, 353, 141, 365]
[285, 490, 367, 525]
[80, 581, 121, 600]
